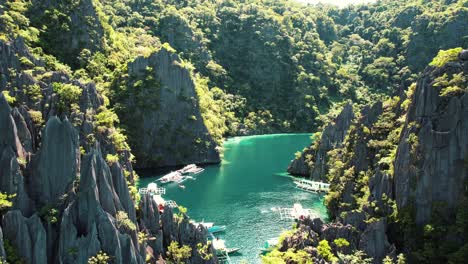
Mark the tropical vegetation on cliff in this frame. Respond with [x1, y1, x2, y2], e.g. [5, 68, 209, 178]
[0, 0, 466, 263]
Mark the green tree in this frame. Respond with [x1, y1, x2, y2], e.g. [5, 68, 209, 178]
[167, 241, 192, 264]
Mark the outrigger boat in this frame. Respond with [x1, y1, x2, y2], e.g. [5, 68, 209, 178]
[211, 236, 241, 256]
[273, 203, 318, 221]
[179, 164, 205, 175]
[294, 179, 330, 193]
[158, 171, 186, 184]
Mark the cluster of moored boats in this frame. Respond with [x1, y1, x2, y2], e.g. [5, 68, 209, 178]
[157, 164, 204, 189]
[140, 167, 330, 262]
[138, 164, 205, 213]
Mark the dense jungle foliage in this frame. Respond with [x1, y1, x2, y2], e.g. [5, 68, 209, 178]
[2, 0, 466, 139]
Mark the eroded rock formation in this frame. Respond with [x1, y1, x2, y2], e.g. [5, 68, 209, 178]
[114, 47, 220, 169]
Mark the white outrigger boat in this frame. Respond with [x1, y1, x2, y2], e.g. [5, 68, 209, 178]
[274, 203, 318, 221]
[179, 164, 205, 175]
[157, 171, 186, 184]
[294, 179, 330, 193]
[211, 236, 241, 256]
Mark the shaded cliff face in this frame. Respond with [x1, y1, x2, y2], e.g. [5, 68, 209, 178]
[113, 47, 220, 169]
[0, 39, 216, 263]
[287, 103, 354, 181]
[394, 57, 468, 224]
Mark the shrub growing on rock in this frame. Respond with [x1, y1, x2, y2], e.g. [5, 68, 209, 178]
[167, 241, 192, 264]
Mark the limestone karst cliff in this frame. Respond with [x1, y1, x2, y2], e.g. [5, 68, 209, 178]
[279, 49, 467, 263]
[112, 47, 220, 169]
[287, 103, 354, 181]
[0, 39, 216, 263]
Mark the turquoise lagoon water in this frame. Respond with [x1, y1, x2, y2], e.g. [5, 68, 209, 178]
[138, 134, 328, 263]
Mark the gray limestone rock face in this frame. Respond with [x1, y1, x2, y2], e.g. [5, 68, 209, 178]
[358, 219, 392, 263]
[58, 147, 143, 264]
[279, 224, 320, 251]
[0, 39, 212, 264]
[58, 203, 101, 264]
[342, 211, 367, 232]
[139, 194, 161, 234]
[2, 211, 47, 264]
[0, 95, 26, 159]
[0, 226, 5, 259]
[111, 162, 136, 222]
[30, 116, 79, 206]
[287, 147, 314, 176]
[287, 103, 354, 181]
[161, 207, 177, 247]
[394, 60, 467, 224]
[321, 223, 360, 250]
[459, 49, 468, 61]
[0, 96, 34, 215]
[0, 145, 33, 214]
[138, 194, 164, 257]
[89, 149, 122, 216]
[310, 103, 354, 181]
[369, 169, 393, 207]
[11, 107, 33, 153]
[118, 48, 220, 169]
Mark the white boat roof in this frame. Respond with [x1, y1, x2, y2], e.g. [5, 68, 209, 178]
[212, 239, 226, 249]
[267, 238, 279, 245]
[153, 195, 165, 205]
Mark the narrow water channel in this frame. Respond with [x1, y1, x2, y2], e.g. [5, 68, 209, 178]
[139, 134, 328, 263]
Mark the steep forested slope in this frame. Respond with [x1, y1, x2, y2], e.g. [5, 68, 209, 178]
[0, 1, 216, 263]
[0, 0, 467, 263]
[2, 0, 465, 168]
[279, 49, 467, 263]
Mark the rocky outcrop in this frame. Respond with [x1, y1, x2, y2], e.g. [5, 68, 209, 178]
[0, 95, 34, 216]
[282, 217, 392, 263]
[2, 211, 47, 264]
[115, 47, 220, 168]
[288, 103, 354, 181]
[29, 117, 79, 206]
[0, 226, 5, 259]
[394, 58, 467, 224]
[138, 197, 217, 263]
[280, 52, 467, 263]
[0, 39, 214, 264]
[138, 194, 164, 257]
[358, 219, 394, 262]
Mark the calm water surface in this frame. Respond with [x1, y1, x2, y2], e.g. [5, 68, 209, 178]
[139, 134, 328, 263]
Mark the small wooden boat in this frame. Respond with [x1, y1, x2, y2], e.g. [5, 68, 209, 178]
[178, 184, 186, 189]
[216, 247, 241, 256]
[225, 247, 241, 255]
[213, 240, 240, 255]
